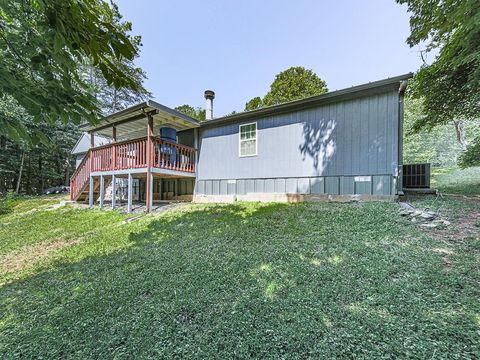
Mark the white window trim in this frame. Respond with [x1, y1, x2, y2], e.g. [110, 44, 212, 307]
[238, 121, 258, 157]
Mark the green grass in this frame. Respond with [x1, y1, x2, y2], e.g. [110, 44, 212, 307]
[0, 197, 479, 358]
[432, 166, 480, 195]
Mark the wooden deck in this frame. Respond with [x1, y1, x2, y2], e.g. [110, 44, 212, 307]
[70, 137, 196, 202]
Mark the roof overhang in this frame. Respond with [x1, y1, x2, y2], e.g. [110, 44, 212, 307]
[201, 73, 413, 128]
[83, 100, 200, 139]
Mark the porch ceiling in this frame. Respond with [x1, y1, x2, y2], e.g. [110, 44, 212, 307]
[84, 100, 200, 140]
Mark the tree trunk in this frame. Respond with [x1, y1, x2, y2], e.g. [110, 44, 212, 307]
[0, 136, 6, 194]
[15, 150, 25, 194]
[65, 155, 70, 186]
[38, 153, 44, 195]
[25, 152, 31, 195]
[55, 155, 61, 185]
[111, 88, 118, 113]
[453, 120, 468, 150]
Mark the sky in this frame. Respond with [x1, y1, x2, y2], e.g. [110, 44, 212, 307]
[115, 0, 430, 117]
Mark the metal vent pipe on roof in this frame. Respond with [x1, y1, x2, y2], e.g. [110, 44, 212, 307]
[204, 90, 215, 120]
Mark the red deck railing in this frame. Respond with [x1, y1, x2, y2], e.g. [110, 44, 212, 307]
[152, 138, 196, 173]
[70, 150, 91, 200]
[89, 137, 196, 173]
[70, 137, 196, 200]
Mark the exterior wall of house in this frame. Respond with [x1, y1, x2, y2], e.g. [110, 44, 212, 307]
[196, 90, 401, 198]
[177, 129, 195, 148]
[75, 153, 86, 169]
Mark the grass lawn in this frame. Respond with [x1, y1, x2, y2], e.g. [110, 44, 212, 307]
[431, 166, 480, 195]
[0, 195, 479, 358]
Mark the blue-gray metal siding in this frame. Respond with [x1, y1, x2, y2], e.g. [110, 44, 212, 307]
[196, 175, 394, 196]
[198, 91, 399, 180]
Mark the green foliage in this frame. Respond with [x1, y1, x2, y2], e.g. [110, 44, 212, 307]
[397, 0, 480, 158]
[459, 136, 480, 168]
[431, 166, 480, 195]
[174, 104, 206, 121]
[82, 63, 151, 116]
[398, 0, 480, 168]
[0, 96, 80, 194]
[403, 97, 464, 167]
[397, 0, 480, 128]
[245, 66, 328, 110]
[0, 192, 19, 215]
[0, 200, 479, 357]
[245, 96, 263, 111]
[0, 0, 144, 139]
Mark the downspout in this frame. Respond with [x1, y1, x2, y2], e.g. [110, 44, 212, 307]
[397, 80, 408, 195]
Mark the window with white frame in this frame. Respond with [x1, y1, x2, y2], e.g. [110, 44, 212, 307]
[239, 122, 257, 157]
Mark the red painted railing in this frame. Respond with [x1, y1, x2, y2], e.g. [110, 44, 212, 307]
[70, 150, 91, 200]
[91, 137, 149, 172]
[89, 137, 196, 173]
[152, 138, 196, 173]
[70, 137, 196, 200]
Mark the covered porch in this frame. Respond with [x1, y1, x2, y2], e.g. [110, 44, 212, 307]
[70, 101, 200, 212]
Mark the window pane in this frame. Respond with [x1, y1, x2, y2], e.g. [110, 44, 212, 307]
[240, 124, 257, 156]
[241, 139, 256, 156]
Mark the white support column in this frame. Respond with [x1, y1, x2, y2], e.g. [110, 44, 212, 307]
[99, 175, 105, 208]
[127, 173, 133, 213]
[148, 173, 153, 212]
[174, 179, 178, 198]
[111, 174, 116, 209]
[89, 176, 94, 208]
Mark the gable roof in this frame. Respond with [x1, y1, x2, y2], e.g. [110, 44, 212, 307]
[71, 132, 110, 155]
[201, 73, 413, 128]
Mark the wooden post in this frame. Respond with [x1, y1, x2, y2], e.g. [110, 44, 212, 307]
[193, 128, 199, 195]
[159, 178, 162, 201]
[149, 173, 153, 211]
[89, 132, 95, 174]
[89, 176, 94, 208]
[112, 126, 117, 170]
[145, 114, 154, 212]
[99, 175, 105, 208]
[111, 174, 116, 209]
[127, 173, 133, 213]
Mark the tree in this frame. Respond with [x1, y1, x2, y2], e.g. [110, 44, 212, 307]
[0, 0, 145, 141]
[0, 96, 80, 195]
[245, 67, 328, 110]
[397, 0, 480, 166]
[245, 97, 263, 111]
[174, 105, 206, 121]
[80, 8, 151, 116]
[87, 65, 151, 115]
[403, 97, 464, 167]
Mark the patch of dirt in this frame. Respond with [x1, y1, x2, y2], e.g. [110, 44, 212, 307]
[426, 211, 480, 242]
[0, 239, 80, 275]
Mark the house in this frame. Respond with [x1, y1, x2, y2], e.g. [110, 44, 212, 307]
[70, 73, 412, 212]
[71, 133, 110, 168]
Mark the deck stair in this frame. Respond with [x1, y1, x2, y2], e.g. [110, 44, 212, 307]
[71, 151, 112, 202]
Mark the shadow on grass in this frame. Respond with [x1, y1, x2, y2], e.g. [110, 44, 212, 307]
[0, 202, 478, 358]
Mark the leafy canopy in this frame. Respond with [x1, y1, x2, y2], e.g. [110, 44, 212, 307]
[174, 105, 206, 121]
[0, 0, 144, 141]
[398, 0, 480, 167]
[245, 67, 328, 111]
